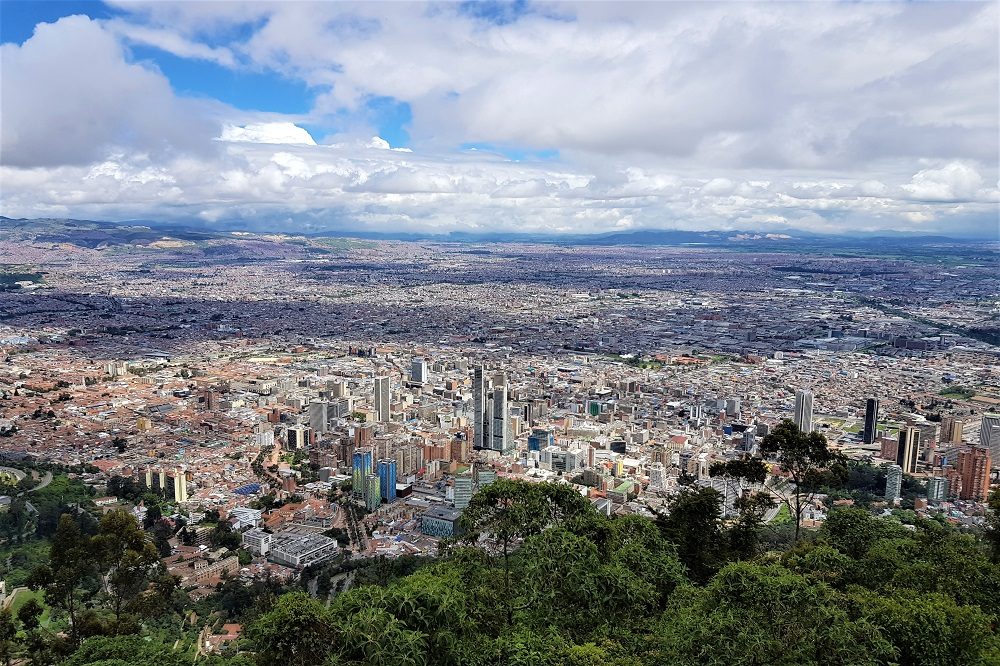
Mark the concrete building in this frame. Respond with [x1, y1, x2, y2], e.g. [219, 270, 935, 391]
[794, 389, 814, 433]
[957, 446, 991, 501]
[862, 398, 879, 445]
[374, 375, 391, 423]
[420, 506, 463, 538]
[411, 357, 428, 384]
[242, 527, 272, 556]
[896, 426, 921, 475]
[268, 529, 340, 568]
[885, 464, 902, 502]
[453, 473, 474, 510]
[309, 400, 328, 433]
[980, 413, 1000, 467]
[927, 476, 948, 503]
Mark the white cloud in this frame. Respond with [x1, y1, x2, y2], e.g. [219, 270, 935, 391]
[1, 3, 998, 237]
[220, 123, 317, 146]
[0, 15, 217, 167]
[106, 18, 236, 67]
[902, 162, 985, 202]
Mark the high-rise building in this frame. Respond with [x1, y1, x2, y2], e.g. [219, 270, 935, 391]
[411, 357, 428, 384]
[352, 449, 373, 496]
[528, 428, 553, 452]
[725, 398, 741, 418]
[957, 446, 991, 501]
[309, 400, 328, 433]
[472, 366, 488, 449]
[286, 425, 310, 450]
[364, 473, 381, 511]
[980, 413, 1000, 467]
[885, 464, 902, 502]
[939, 416, 965, 444]
[927, 476, 948, 502]
[862, 398, 879, 445]
[165, 467, 188, 503]
[453, 473, 474, 510]
[489, 385, 511, 453]
[374, 376, 391, 423]
[793, 389, 814, 433]
[354, 424, 373, 448]
[648, 462, 668, 490]
[377, 458, 397, 502]
[896, 426, 921, 474]
[450, 434, 470, 463]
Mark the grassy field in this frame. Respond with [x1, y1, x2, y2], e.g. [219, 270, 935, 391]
[7, 587, 52, 627]
[770, 504, 793, 525]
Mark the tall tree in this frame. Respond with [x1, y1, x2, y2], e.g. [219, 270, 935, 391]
[0, 609, 15, 666]
[16, 597, 44, 631]
[91, 509, 159, 630]
[27, 514, 94, 645]
[760, 419, 841, 542]
[984, 487, 1000, 564]
[709, 455, 774, 559]
[461, 479, 594, 625]
[246, 592, 335, 666]
[656, 486, 727, 583]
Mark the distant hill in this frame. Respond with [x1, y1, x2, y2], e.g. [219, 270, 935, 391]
[0, 215, 987, 250]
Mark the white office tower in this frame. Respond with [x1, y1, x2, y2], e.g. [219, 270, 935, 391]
[309, 400, 328, 433]
[648, 462, 668, 491]
[489, 385, 512, 453]
[473, 365, 489, 449]
[793, 389, 814, 433]
[254, 424, 274, 448]
[885, 464, 902, 502]
[981, 413, 1000, 467]
[411, 357, 428, 384]
[374, 376, 391, 423]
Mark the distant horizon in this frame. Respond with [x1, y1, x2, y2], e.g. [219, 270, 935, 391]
[4, 214, 998, 243]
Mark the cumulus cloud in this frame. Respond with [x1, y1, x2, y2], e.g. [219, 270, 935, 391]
[902, 162, 986, 202]
[1, 3, 998, 237]
[220, 123, 317, 146]
[2, 141, 997, 237]
[107, 1, 998, 169]
[0, 15, 217, 167]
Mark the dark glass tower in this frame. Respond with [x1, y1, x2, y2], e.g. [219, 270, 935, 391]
[862, 398, 879, 444]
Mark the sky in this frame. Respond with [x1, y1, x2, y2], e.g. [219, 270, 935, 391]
[1, 1, 998, 238]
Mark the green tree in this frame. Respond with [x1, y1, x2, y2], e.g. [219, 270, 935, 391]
[246, 591, 335, 666]
[28, 514, 94, 645]
[16, 597, 44, 631]
[460, 480, 589, 625]
[710, 455, 774, 559]
[653, 562, 894, 665]
[858, 591, 995, 666]
[61, 635, 186, 666]
[761, 419, 842, 542]
[0, 609, 16, 666]
[985, 486, 1000, 564]
[656, 486, 727, 583]
[91, 510, 160, 630]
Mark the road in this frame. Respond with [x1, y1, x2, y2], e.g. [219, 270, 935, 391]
[28, 471, 53, 492]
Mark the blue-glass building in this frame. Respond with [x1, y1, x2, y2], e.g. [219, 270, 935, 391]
[377, 458, 397, 502]
[352, 449, 373, 496]
[527, 428, 553, 452]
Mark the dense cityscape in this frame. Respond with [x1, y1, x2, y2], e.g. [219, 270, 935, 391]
[2, 0, 999, 664]
[0, 220, 998, 663]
